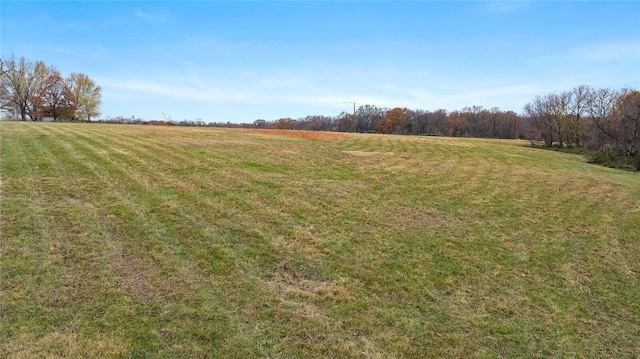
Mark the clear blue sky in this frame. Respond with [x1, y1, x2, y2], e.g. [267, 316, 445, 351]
[2, 1, 639, 123]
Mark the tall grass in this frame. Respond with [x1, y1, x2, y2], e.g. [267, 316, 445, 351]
[1, 122, 639, 358]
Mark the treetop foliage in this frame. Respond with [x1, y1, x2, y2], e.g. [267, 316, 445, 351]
[1, 55, 102, 122]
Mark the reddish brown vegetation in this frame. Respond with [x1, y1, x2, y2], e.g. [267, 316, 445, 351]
[248, 129, 346, 141]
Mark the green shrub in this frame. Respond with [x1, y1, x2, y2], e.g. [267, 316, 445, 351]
[588, 145, 638, 171]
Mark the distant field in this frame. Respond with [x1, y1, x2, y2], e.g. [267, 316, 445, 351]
[1, 122, 639, 358]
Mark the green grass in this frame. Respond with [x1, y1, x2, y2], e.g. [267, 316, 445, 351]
[1, 122, 639, 358]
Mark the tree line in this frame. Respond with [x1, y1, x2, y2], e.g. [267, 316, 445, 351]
[250, 105, 526, 140]
[248, 85, 640, 169]
[524, 85, 640, 170]
[0, 55, 102, 122]
[97, 104, 526, 141]
[100, 85, 639, 170]
[3, 55, 637, 170]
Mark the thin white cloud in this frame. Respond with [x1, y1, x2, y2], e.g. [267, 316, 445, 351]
[133, 9, 152, 20]
[132, 8, 167, 24]
[100, 64, 545, 118]
[95, 29, 638, 120]
[105, 79, 252, 103]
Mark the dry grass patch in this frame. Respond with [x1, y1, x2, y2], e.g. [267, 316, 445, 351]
[248, 128, 347, 141]
[4, 332, 129, 359]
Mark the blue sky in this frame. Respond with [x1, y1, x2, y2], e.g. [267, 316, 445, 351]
[2, 1, 639, 123]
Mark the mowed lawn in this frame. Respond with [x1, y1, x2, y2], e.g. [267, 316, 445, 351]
[1, 122, 639, 358]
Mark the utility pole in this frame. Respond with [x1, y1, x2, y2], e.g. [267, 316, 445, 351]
[339, 102, 356, 116]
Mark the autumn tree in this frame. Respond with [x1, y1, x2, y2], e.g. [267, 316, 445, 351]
[37, 68, 76, 121]
[1, 55, 101, 121]
[67, 72, 102, 121]
[446, 110, 467, 137]
[376, 107, 404, 134]
[27, 61, 55, 120]
[274, 117, 297, 130]
[333, 111, 356, 132]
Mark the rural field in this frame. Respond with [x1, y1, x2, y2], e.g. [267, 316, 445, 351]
[1, 122, 639, 358]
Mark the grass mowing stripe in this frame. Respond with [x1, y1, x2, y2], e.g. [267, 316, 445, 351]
[0, 124, 134, 357]
[2, 122, 639, 357]
[3, 124, 260, 356]
[333, 133, 640, 356]
[25, 124, 388, 357]
[254, 130, 640, 356]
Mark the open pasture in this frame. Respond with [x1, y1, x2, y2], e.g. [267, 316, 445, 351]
[1, 122, 639, 358]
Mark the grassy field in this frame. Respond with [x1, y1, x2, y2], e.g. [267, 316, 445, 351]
[1, 122, 639, 358]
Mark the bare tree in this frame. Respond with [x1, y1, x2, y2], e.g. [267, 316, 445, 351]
[462, 105, 487, 137]
[354, 104, 384, 133]
[559, 85, 593, 147]
[524, 95, 558, 147]
[613, 89, 640, 158]
[299, 115, 333, 131]
[0, 55, 35, 120]
[587, 87, 619, 149]
[333, 111, 356, 132]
